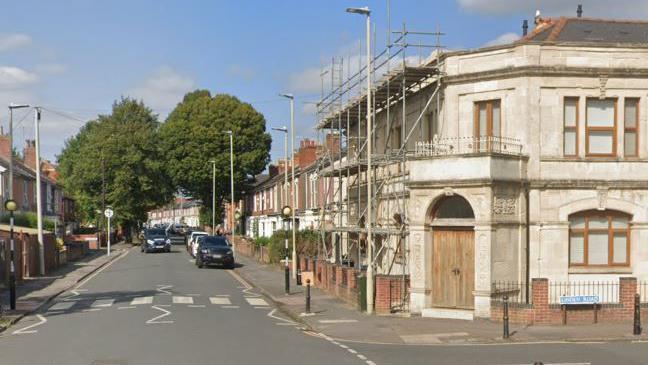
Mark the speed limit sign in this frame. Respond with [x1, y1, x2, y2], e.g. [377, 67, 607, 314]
[104, 208, 114, 218]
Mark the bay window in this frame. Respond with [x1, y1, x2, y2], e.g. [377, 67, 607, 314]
[569, 210, 630, 266]
[586, 98, 617, 157]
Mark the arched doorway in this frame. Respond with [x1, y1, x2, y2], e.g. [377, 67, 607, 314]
[429, 195, 475, 309]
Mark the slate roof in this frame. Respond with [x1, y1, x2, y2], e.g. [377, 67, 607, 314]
[521, 17, 648, 45]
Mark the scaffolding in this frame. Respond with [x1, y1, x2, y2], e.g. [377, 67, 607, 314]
[315, 17, 444, 312]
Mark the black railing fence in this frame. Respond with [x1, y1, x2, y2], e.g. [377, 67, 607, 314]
[549, 281, 619, 305]
[639, 281, 648, 303]
[491, 281, 531, 305]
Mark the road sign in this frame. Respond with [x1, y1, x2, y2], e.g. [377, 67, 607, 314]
[104, 208, 114, 218]
[559, 295, 600, 305]
[301, 271, 314, 286]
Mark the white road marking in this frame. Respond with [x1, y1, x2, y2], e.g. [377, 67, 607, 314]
[118, 306, 136, 310]
[91, 299, 114, 308]
[130, 296, 153, 305]
[172, 296, 193, 304]
[156, 284, 173, 295]
[267, 309, 296, 325]
[347, 349, 357, 354]
[245, 298, 269, 306]
[12, 315, 47, 335]
[222, 305, 240, 309]
[76, 248, 131, 289]
[147, 305, 173, 324]
[82, 308, 101, 312]
[318, 319, 359, 324]
[48, 301, 75, 311]
[213, 294, 230, 297]
[209, 297, 232, 305]
[188, 305, 206, 308]
[357, 355, 367, 360]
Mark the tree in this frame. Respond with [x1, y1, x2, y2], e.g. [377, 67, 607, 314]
[57, 98, 174, 236]
[159, 90, 271, 224]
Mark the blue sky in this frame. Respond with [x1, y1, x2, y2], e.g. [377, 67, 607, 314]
[0, 0, 642, 162]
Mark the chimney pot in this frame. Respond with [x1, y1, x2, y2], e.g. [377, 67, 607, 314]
[522, 19, 529, 36]
[577, 4, 583, 18]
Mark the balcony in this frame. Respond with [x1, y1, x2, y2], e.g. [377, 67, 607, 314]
[414, 136, 524, 157]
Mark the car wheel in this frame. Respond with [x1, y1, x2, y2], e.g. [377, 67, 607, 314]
[196, 259, 203, 268]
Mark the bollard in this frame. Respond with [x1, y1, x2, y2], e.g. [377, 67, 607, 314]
[306, 279, 311, 313]
[503, 295, 510, 339]
[634, 293, 642, 335]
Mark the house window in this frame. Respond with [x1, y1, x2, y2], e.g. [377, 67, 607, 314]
[624, 98, 639, 157]
[22, 180, 29, 209]
[474, 99, 501, 138]
[586, 98, 617, 156]
[564, 97, 579, 156]
[391, 125, 402, 150]
[428, 109, 439, 141]
[569, 210, 630, 266]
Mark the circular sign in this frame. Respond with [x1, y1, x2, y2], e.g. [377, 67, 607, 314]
[104, 208, 114, 218]
[281, 205, 292, 219]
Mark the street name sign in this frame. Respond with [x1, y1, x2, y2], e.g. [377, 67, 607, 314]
[559, 295, 600, 305]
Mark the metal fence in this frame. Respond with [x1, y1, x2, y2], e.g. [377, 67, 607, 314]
[549, 281, 619, 305]
[640, 281, 648, 303]
[414, 136, 524, 157]
[491, 281, 531, 305]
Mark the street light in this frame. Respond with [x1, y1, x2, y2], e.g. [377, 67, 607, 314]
[210, 159, 216, 234]
[34, 107, 45, 276]
[271, 126, 289, 210]
[223, 130, 234, 236]
[347, 5, 374, 314]
[8, 104, 30, 203]
[281, 205, 292, 294]
[5, 199, 17, 310]
[280, 93, 297, 281]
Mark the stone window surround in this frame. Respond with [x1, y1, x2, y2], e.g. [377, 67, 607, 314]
[568, 209, 631, 267]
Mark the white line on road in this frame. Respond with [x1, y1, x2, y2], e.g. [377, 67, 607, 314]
[91, 299, 115, 308]
[318, 319, 359, 324]
[147, 305, 173, 324]
[188, 305, 206, 308]
[130, 296, 153, 305]
[82, 308, 101, 312]
[172, 296, 193, 304]
[213, 294, 231, 297]
[156, 284, 173, 295]
[267, 309, 296, 325]
[245, 298, 269, 306]
[75, 248, 132, 289]
[222, 305, 240, 309]
[12, 315, 47, 335]
[48, 301, 75, 311]
[209, 297, 232, 305]
[118, 306, 136, 310]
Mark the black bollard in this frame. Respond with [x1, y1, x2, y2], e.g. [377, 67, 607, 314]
[503, 295, 510, 339]
[306, 279, 311, 313]
[634, 293, 642, 335]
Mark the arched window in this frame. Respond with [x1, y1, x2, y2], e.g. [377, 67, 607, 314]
[433, 195, 475, 219]
[569, 210, 630, 266]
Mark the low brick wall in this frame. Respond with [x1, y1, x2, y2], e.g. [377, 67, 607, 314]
[65, 241, 89, 261]
[231, 237, 271, 264]
[375, 275, 410, 315]
[491, 277, 645, 325]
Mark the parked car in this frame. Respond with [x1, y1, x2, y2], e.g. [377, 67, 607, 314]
[188, 231, 208, 256]
[142, 228, 171, 253]
[166, 224, 187, 245]
[195, 236, 235, 269]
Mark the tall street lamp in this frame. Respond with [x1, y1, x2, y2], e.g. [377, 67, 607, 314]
[346, 5, 374, 314]
[5, 199, 17, 310]
[210, 159, 216, 234]
[280, 93, 297, 281]
[8, 104, 30, 202]
[223, 131, 235, 235]
[34, 107, 45, 276]
[281, 205, 292, 294]
[271, 126, 289, 209]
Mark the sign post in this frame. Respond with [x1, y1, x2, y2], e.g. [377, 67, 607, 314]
[104, 207, 114, 256]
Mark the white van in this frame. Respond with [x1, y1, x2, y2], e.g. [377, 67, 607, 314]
[188, 231, 208, 257]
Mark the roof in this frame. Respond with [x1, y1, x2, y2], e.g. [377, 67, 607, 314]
[521, 17, 648, 45]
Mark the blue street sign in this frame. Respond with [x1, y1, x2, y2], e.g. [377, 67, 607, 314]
[559, 295, 600, 305]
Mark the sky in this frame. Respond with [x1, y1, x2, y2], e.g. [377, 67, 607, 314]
[1, 0, 647, 163]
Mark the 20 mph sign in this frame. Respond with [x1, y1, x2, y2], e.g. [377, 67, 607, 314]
[104, 208, 114, 218]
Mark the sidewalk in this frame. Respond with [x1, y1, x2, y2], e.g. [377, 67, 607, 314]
[0, 243, 132, 331]
[235, 255, 648, 345]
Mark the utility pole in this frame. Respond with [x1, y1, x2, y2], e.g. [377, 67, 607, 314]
[224, 131, 234, 235]
[280, 93, 297, 280]
[211, 160, 216, 234]
[34, 107, 45, 276]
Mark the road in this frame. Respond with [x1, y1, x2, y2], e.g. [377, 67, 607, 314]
[1, 244, 647, 365]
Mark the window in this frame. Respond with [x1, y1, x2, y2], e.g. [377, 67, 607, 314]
[564, 97, 579, 156]
[624, 98, 639, 157]
[474, 100, 501, 138]
[391, 125, 402, 150]
[428, 109, 439, 141]
[586, 98, 617, 156]
[569, 210, 630, 266]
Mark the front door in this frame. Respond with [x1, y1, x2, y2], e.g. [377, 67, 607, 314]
[432, 228, 475, 309]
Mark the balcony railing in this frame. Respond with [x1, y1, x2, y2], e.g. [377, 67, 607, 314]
[414, 136, 524, 157]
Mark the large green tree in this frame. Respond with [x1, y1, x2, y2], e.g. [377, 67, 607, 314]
[159, 90, 271, 224]
[57, 98, 174, 234]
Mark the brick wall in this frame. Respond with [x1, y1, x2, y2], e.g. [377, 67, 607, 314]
[375, 275, 409, 315]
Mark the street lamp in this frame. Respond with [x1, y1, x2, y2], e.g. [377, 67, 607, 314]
[8, 104, 29, 202]
[281, 205, 292, 294]
[271, 126, 289, 209]
[34, 107, 45, 276]
[223, 130, 234, 236]
[280, 93, 297, 281]
[210, 159, 216, 234]
[347, 5, 374, 314]
[5, 199, 17, 310]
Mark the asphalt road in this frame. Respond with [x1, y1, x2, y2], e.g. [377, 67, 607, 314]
[1, 245, 647, 365]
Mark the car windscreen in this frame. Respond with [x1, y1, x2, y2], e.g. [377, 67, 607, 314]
[201, 237, 229, 247]
[146, 229, 166, 236]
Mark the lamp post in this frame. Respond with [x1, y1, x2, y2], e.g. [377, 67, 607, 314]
[346, 6, 374, 314]
[34, 107, 45, 276]
[210, 159, 216, 234]
[280, 93, 297, 280]
[281, 205, 292, 294]
[5, 199, 17, 310]
[223, 131, 235, 235]
[8, 104, 30, 201]
[271, 127, 289, 209]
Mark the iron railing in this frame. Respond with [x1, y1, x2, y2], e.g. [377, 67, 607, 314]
[415, 136, 524, 157]
[639, 281, 648, 303]
[549, 281, 619, 305]
[491, 281, 531, 305]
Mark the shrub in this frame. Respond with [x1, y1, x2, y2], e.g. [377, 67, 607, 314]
[265, 228, 321, 264]
[0, 212, 55, 232]
[253, 236, 271, 247]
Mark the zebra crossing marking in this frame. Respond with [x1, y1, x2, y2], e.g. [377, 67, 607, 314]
[209, 297, 232, 305]
[173, 296, 194, 304]
[245, 298, 269, 306]
[48, 301, 75, 311]
[91, 299, 114, 308]
[130, 296, 153, 305]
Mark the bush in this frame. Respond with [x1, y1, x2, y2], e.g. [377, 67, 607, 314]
[0, 212, 55, 232]
[265, 229, 321, 264]
[253, 236, 270, 247]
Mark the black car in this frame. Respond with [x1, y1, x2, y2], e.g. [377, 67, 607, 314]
[142, 228, 171, 253]
[195, 236, 234, 269]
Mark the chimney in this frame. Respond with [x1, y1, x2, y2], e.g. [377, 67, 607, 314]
[534, 10, 542, 25]
[0, 133, 11, 160]
[24, 140, 37, 171]
[268, 164, 279, 177]
[577, 4, 583, 18]
[325, 133, 341, 157]
[296, 139, 317, 168]
[522, 19, 528, 36]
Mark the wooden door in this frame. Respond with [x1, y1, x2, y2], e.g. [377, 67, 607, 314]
[432, 228, 475, 309]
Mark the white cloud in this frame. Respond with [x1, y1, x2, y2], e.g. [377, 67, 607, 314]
[0, 66, 39, 89]
[0, 34, 31, 52]
[483, 32, 520, 47]
[126, 66, 195, 116]
[456, 0, 648, 18]
[227, 64, 256, 81]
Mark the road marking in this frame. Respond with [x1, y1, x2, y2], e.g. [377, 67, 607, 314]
[147, 305, 173, 324]
[83, 308, 102, 312]
[222, 305, 240, 309]
[267, 309, 296, 325]
[213, 294, 230, 297]
[357, 355, 367, 360]
[130, 296, 153, 305]
[12, 315, 47, 335]
[48, 301, 75, 311]
[172, 296, 193, 304]
[318, 319, 359, 324]
[347, 349, 357, 354]
[91, 299, 114, 308]
[76, 248, 131, 289]
[188, 305, 206, 308]
[210, 297, 232, 305]
[245, 298, 269, 306]
[118, 306, 136, 310]
[156, 284, 173, 295]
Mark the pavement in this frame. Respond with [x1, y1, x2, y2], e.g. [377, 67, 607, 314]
[234, 254, 648, 345]
[0, 244, 647, 365]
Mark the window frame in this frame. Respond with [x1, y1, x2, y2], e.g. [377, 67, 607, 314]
[585, 97, 618, 157]
[473, 99, 501, 138]
[569, 210, 631, 267]
[563, 97, 579, 157]
[624, 97, 639, 157]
